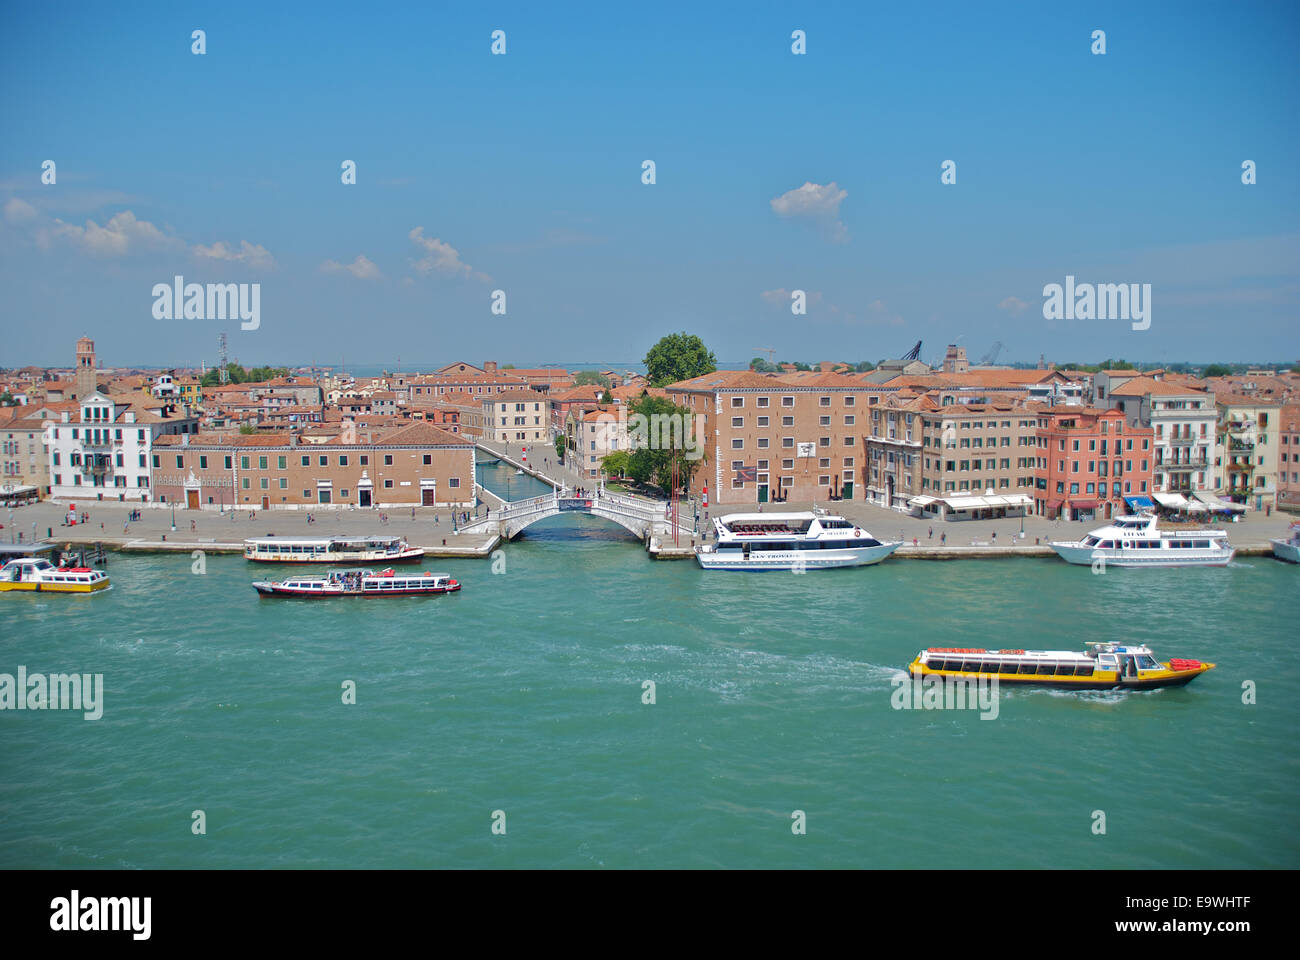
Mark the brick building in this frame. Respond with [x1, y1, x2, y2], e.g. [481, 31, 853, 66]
[151, 422, 475, 510]
[1034, 406, 1153, 521]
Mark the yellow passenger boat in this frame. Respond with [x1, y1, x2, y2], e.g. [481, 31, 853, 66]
[0, 557, 110, 593]
[907, 642, 1213, 690]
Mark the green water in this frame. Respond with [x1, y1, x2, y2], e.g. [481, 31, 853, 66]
[1, 462, 1296, 868]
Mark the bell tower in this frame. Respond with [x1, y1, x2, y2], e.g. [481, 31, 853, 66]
[75, 336, 97, 399]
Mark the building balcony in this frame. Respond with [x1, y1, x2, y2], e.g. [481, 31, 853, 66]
[1228, 440, 1255, 452]
[1167, 436, 1198, 446]
[1226, 462, 1254, 472]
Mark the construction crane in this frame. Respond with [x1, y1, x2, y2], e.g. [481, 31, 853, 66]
[900, 341, 923, 362]
[755, 347, 777, 362]
[979, 341, 1004, 366]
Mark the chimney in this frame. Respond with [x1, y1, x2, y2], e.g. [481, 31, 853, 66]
[484, 361, 498, 374]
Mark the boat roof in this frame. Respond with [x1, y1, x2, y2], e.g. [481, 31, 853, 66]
[719, 512, 830, 523]
[922, 644, 1152, 658]
[0, 543, 55, 558]
[245, 536, 403, 546]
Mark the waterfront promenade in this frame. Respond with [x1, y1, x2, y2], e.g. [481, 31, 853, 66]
[3, 441, 1294, 559]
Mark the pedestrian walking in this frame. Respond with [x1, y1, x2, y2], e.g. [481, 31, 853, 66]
[992, 530, 997, 543]
[941, 531, 947, 545]
[928, 526, 933, 539]
[190, 519, 196, 533]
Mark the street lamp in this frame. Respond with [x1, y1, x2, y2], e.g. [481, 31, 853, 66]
[170, 503, 176, 531]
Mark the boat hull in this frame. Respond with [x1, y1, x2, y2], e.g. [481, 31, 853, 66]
[252, 582, 459, 597]
[0, 579, 110, 593]
[908, 661, 1214, 690]
[245, 548, 425, 564]
[695, 541, 901, 571]
[1048, 542, 1234, 567]
[1271, 539, 1300, 563]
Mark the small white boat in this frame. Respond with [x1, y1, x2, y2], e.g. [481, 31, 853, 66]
[695, 510, 901, 571]
[244, 535, 424, 564]
[1271, 522, 1300, 563]
[1049, 513, 1233, 567]
[253, 568, 460, 597]
[515, 468, 525, 476]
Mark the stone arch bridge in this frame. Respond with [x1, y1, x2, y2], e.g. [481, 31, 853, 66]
[459, 489, 696, 542]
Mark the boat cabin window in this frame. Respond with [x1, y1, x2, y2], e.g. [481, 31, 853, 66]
[1018, 662, 1037, 674]
[1137, 655, 1159, 669]
[1074, 665, 1094, 677]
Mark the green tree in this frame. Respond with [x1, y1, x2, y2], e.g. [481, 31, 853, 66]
[644, 332, 716, 387]
[554, 435, 567, 464]
[238, 423, 256, 434]
[854, 361, 875, 372]
[625, 393, 703, 492]
[1201, 364, 1233, 378]
[600, 450, 631, 477]
[600, 389, 613, 404]
[501, 363, 516, 369]
[749, 357, 779, 373]
[0, 391, 15, 406]
[572, 370, 609, 388]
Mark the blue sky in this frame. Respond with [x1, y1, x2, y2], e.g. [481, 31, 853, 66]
[1, 1, 1296, 369]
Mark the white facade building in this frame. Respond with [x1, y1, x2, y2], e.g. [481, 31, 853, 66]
[45, 391, 197, 502]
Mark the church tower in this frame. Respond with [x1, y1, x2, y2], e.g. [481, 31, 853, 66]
[75, 336, 98, 399]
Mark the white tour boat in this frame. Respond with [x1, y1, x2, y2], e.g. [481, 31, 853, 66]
[244, 535, 424, 564]
[0, 557, 110, 594]
[1048, 513, 1233, 567]
[694, 510, 902, 571]
[253, 568, 460, 597]
[1271, 522, 1300, 564]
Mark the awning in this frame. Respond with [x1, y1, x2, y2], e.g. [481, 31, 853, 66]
[1185, 500, 1207, 512]
[908, 495, 937, 506]
[1193, 491, 1245, 513]
[1124, 495, 1155, 510]
[1001, 493, 1034, 506]
[1071, 500, 1099, 509]
[1046, 499, 1064, 509]
[944, 497, 986, 510]
[1152, 492, 1188, 508]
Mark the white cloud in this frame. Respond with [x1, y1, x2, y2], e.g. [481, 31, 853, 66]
[320, 254, 382, 280]
[192, 239, 277, 272]
[867, 299, 904, 327]
[28, 207, 276, 272]
[998, 296, 1030, 315]
[408, 226, 488, 281]
[770, 181, 849, 241]
[761, 288, 789, 304]
[39, 210, 183, 257]
[4, 197, 37, 223]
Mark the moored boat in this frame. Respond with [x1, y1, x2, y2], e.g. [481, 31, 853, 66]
[695, 510, 901, 570]
[907, 642, 1214, 690]
[252, 568, 460, 597]
[1048, 513, 1233, 567]
[1270, 522, 1300, 563]
[244, 535, 424, 564]
[0, 557, 110, 594]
